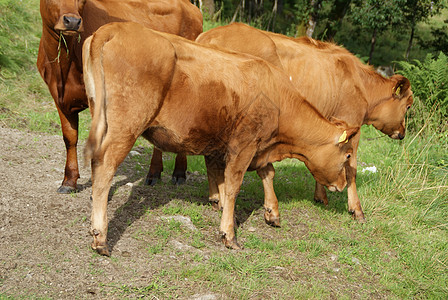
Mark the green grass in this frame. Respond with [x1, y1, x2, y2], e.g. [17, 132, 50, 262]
[133, 123, 447, 299]
[1, 1, 447, 298]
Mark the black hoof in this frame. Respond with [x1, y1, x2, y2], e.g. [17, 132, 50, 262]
[171, 176, 186, 185]
[57, 185, 78, 194]
[145, 174, 161, 186]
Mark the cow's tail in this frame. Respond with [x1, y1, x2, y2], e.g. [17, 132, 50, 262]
[83, 31, 113, 165]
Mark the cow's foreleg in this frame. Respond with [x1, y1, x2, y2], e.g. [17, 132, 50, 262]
[313, 182, 329, 205]
[145, 148, 163, 185]
[172, 154, 187, 185]
[346, 132, 365, 222]
[56, 106, 80, 194]
[256, 163, 280, 227]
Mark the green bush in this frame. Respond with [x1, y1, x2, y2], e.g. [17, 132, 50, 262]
[396, 52, 448, 120]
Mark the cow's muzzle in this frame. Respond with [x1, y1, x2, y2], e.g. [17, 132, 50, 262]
[54, 14, 84, 34]
[389, 131, 405, 140]
[63, 16, 82, 31]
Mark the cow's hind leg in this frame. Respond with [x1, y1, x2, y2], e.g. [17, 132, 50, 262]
[205, 156, 225, 211]
[56, 107, 80, 194]
[220, 147, 256, 250]
[145, 148, 163, 185]
[256, 163, 280, 227]
[90, 136, 137, 256]
[172, 154, 187, 185]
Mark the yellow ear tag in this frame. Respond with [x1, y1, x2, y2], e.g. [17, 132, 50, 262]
[338, 130, 348, 143]
[395, 86, 401, 95]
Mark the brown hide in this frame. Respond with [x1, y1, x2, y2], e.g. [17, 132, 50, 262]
[37, 0, 202, 193]
[82, 22, 359, 254]
[196, 23, 414, 221]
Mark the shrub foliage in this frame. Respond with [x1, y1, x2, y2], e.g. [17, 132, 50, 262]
[396, 52, 448, 118]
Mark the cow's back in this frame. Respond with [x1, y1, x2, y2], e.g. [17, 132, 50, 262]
[82, 0, 202, 41]
[196, 23, 283, 69]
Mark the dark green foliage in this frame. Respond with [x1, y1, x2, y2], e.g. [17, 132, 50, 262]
[396, 52, 448, 119]
[426, 25, 448, 54]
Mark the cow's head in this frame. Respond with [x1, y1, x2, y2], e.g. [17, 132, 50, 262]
[368, 75, 413, 140]
[304, 123, 359, 192]
[40, 0, 87, 35]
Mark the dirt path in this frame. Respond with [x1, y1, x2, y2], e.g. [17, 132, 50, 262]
[0, 126, 225, 299]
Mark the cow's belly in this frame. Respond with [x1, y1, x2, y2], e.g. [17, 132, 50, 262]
[143, 125, 226, 156]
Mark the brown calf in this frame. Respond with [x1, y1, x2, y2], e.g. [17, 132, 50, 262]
[82, 22, 359, 255]
[196, 23, 414, 222]
[37, 0, 202, 193]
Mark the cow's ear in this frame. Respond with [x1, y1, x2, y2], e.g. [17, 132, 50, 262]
[391, 75, 411, 99]
[337, 127, 359, 145]
[329, 116, 348, 128]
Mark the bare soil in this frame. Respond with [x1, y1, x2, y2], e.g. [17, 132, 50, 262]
[0, 125, 230, 299]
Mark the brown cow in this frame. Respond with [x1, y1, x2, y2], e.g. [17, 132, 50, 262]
[82, 22, 359, 255]
[196, 23, 414, 222]
[37, 0, 202, 193]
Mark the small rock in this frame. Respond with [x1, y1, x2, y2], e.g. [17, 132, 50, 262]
[161, 215, 197, 231]
[121, 251, 131, 257]
[168, 240, 197, 252]
[190, 294, 218, 300]
[247, 227, 256, 232]
[351, 257, 360, 265]
[4, 262, 17, 270]
[128, 150, 140, 157]
[125, 182, 133, 187]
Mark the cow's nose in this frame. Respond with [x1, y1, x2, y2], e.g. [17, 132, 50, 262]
[63, 16, 82, 31]
[398, 132, 405, 140]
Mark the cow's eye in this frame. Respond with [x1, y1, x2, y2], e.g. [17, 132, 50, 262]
[406, 105, 411, 110]
[346, 153, 351, 159]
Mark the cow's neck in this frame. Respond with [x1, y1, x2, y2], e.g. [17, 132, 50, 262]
[359, 68, 395, 120]
[253, 97, 337, 168]
[42, 27, 79, 98]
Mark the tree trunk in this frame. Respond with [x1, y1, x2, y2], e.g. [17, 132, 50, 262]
[368, 28, 377, 65]
[405, 25, 415, 60]
[201, 0, 215, 16]
[306, 0, 322, 38]
[231, 0, 243, 23]
[324, 0, 351, 41]
[267, 0, 278, 31]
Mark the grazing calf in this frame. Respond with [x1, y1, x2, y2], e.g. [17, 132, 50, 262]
[196, 23, 414, 222]
[37, 0, 202, 193]
[83, 22, 359, 255]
